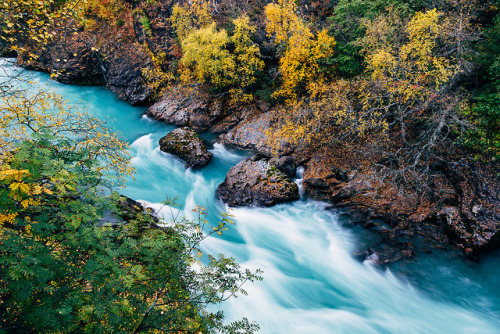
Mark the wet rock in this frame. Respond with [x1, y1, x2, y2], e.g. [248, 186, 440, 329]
[159, 127, 212, 168]
[216, 155, 299, 207]
[303, 154, 352, 201]
[438, 163, 500, 256]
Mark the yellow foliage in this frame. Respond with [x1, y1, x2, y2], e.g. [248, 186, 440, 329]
[264, 0, 301, 44]
[265, 0, 336, 102]
[180, 23, 235, 89]
[229, 15, 265, 103]
[83, 0, 124, 23]
[268, 9, 460, 154]
[355, 6, 407, 57]
[172, 6, 263, 102]
[1, 0, 84, 61]
[278, 29, 336, 102]
[232, 15, 265, 89]
[0, 211, 17, 226]
[145, 1, 212, 98]
[142, 49, 175, 99]
[267, 79, 388, 151]
[0, 89, 133, 187]
[366, 9, 454, 104]
[0, 167, 43, 224]
[171, 0, 212, 41]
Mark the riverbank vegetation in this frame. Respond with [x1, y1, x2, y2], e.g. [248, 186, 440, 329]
[0, 2, 264, 328]
[0, 72, 261, 332]
[27, 0, 495, 167]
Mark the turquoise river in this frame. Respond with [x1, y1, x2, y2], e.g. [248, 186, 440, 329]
[3, 59, 500, 333]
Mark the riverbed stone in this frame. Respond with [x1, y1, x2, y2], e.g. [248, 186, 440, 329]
[159, 127, 212, 168]
[219, 111, 294, 157]
[216, 155, 299, 207]
[147, 87, 223, 132]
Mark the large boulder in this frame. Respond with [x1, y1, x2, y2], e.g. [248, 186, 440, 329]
[147, 87, 224, 132]
[219, 111, 294, 157]
[216, 155, 300, 207]
[159, 127, 212, 168]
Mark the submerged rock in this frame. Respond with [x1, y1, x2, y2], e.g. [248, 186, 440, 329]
[159, 127, 212, 168]
[216, 155, 299, 207]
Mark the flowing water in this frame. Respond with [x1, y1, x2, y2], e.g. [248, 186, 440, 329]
[3, 59, 500, 333]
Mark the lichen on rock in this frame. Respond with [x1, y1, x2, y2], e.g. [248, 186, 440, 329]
[159, 127, 212, 169]
[216, 155, 299, 207]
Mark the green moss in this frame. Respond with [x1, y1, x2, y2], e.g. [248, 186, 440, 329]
[140, 15, 152, 36]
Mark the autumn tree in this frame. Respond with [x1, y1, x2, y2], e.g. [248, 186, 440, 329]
[0, 0, 84, 64]
[170, 0, 212, 41]
[229, 15, 265, 102]
[171, 1, 264, 102]
[268, 8, 478, 191]
[265, 0, 336, 102]
[179, 23, 235, 90]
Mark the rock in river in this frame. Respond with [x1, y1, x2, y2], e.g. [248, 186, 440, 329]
[159, 127, 212, 168]
[216, 155, 300, 207]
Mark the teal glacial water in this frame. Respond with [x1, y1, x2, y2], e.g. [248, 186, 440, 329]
[4, 59, 500, 333]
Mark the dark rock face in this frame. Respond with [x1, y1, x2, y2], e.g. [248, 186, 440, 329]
[104, 47, 152, 105]
[216, 155, 299, 207]
[16, 34, 106, 86]
[159, 127, 212, 168]
[439, 164, 500, 257]
[17, 34, 152, 105]
[301, 151, 500, 258]
[48, 40, 105, 86]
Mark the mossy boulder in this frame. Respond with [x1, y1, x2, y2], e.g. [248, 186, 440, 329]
[159, 127, 212, 168]
[216, 155, 300, 207]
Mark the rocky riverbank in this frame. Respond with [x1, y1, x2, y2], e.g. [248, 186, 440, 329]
[147, 91, 499, 261]
[8, 0, 499, 263]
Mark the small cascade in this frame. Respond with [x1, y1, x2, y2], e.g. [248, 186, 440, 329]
[294, 166, 305, 197]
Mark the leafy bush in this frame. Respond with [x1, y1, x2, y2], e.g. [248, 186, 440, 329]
[0, 83, 261, 332]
